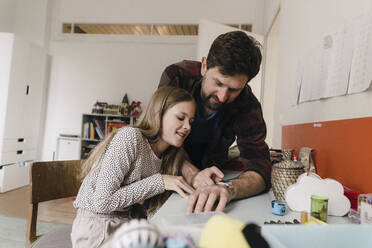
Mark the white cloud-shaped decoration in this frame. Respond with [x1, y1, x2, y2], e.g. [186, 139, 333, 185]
[285, 173, 350, 216]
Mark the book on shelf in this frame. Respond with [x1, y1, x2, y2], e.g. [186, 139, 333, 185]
[89, 122, 94, 139]
[93, 118, 105, 139]
[94, 119, 104, 134]
[83, 122, 89, 139]
[83, 123, 87, 139]
[95, 125, 104, 139]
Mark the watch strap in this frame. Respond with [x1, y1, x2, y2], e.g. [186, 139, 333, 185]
[217, 181, 235, 200]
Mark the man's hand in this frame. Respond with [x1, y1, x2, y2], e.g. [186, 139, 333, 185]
[186, 184, 232, 214]
[162, 175, 195, 199]
[191, 166, 224, 188]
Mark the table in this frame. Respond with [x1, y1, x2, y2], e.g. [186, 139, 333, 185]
[151, 171, 352, 227]
[151, 192, 352, 227]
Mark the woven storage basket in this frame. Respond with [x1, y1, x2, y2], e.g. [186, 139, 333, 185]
[271, 149, 305, 202]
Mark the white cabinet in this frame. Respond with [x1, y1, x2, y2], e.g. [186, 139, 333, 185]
[0, 161, 31, 193]
[22, 45, 46, 140]
[0, 33, 47, 192]
[56, 137, 81, 161]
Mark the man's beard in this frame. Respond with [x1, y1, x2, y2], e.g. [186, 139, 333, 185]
[200, 91, 223, 111]
[200, 77, 225, 111]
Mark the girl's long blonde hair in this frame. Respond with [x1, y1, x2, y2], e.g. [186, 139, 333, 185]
[80, 86, 195, 215]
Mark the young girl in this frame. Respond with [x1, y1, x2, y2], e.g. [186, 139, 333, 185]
[71, 86, 196, 248]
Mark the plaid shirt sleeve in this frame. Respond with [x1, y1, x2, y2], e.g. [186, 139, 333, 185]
[233, 98, 272, 191]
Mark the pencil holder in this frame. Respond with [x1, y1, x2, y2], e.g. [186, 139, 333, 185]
[271, 149, 305, 202]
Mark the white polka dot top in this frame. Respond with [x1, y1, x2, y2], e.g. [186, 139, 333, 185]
[74, 127, 165, 214]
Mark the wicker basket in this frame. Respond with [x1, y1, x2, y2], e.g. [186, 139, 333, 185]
[271, 149, 305, 202]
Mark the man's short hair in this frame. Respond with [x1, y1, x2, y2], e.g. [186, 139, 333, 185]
[206, 31, 262, 82]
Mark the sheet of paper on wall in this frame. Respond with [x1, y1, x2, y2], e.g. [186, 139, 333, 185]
[321, 22, 353, 98]
[291, 58, 304, 105]
[299, 45, 327, 103]
[298, 48, 317, 103]
[348, 10, 372, 94]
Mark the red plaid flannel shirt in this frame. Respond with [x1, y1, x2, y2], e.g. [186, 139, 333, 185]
[158, 60, 272, 190]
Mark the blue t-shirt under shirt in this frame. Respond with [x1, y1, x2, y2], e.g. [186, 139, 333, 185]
[184, 111, 219, 169]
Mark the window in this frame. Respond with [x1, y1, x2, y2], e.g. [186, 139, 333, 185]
[62, 23, 252, 36]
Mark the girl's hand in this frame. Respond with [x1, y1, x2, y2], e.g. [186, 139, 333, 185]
[161, 175, 195, 199]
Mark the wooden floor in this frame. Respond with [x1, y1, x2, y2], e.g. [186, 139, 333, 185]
[0, 185, 76, 225]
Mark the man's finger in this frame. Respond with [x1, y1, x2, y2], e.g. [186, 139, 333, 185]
[209, 166, 224, 178]
[204, 193, 218, 212]
[194, 192, 208, 213]
[215, 194, 228, 212]
[211, 174, 223, 183]
[186, 193, 198, 214]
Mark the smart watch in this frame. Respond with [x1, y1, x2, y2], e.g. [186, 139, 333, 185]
[217, 181, 235, 200]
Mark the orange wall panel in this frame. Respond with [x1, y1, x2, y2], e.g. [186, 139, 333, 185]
[282, 117, 372, 193]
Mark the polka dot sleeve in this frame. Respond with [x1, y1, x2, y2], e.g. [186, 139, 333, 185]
[91, 127, 165, 213]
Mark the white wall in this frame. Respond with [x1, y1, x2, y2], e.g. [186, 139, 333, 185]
[0, 0, 50, 46]
[52, 0, 265, 34]
[0, 0, 15, 32]
[273, 0, 372, 147]
[41, 40, 196, 160]
[263, 0, 280, 35]
[262, 14, 280, 148]
[12, 0, 49, 47]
